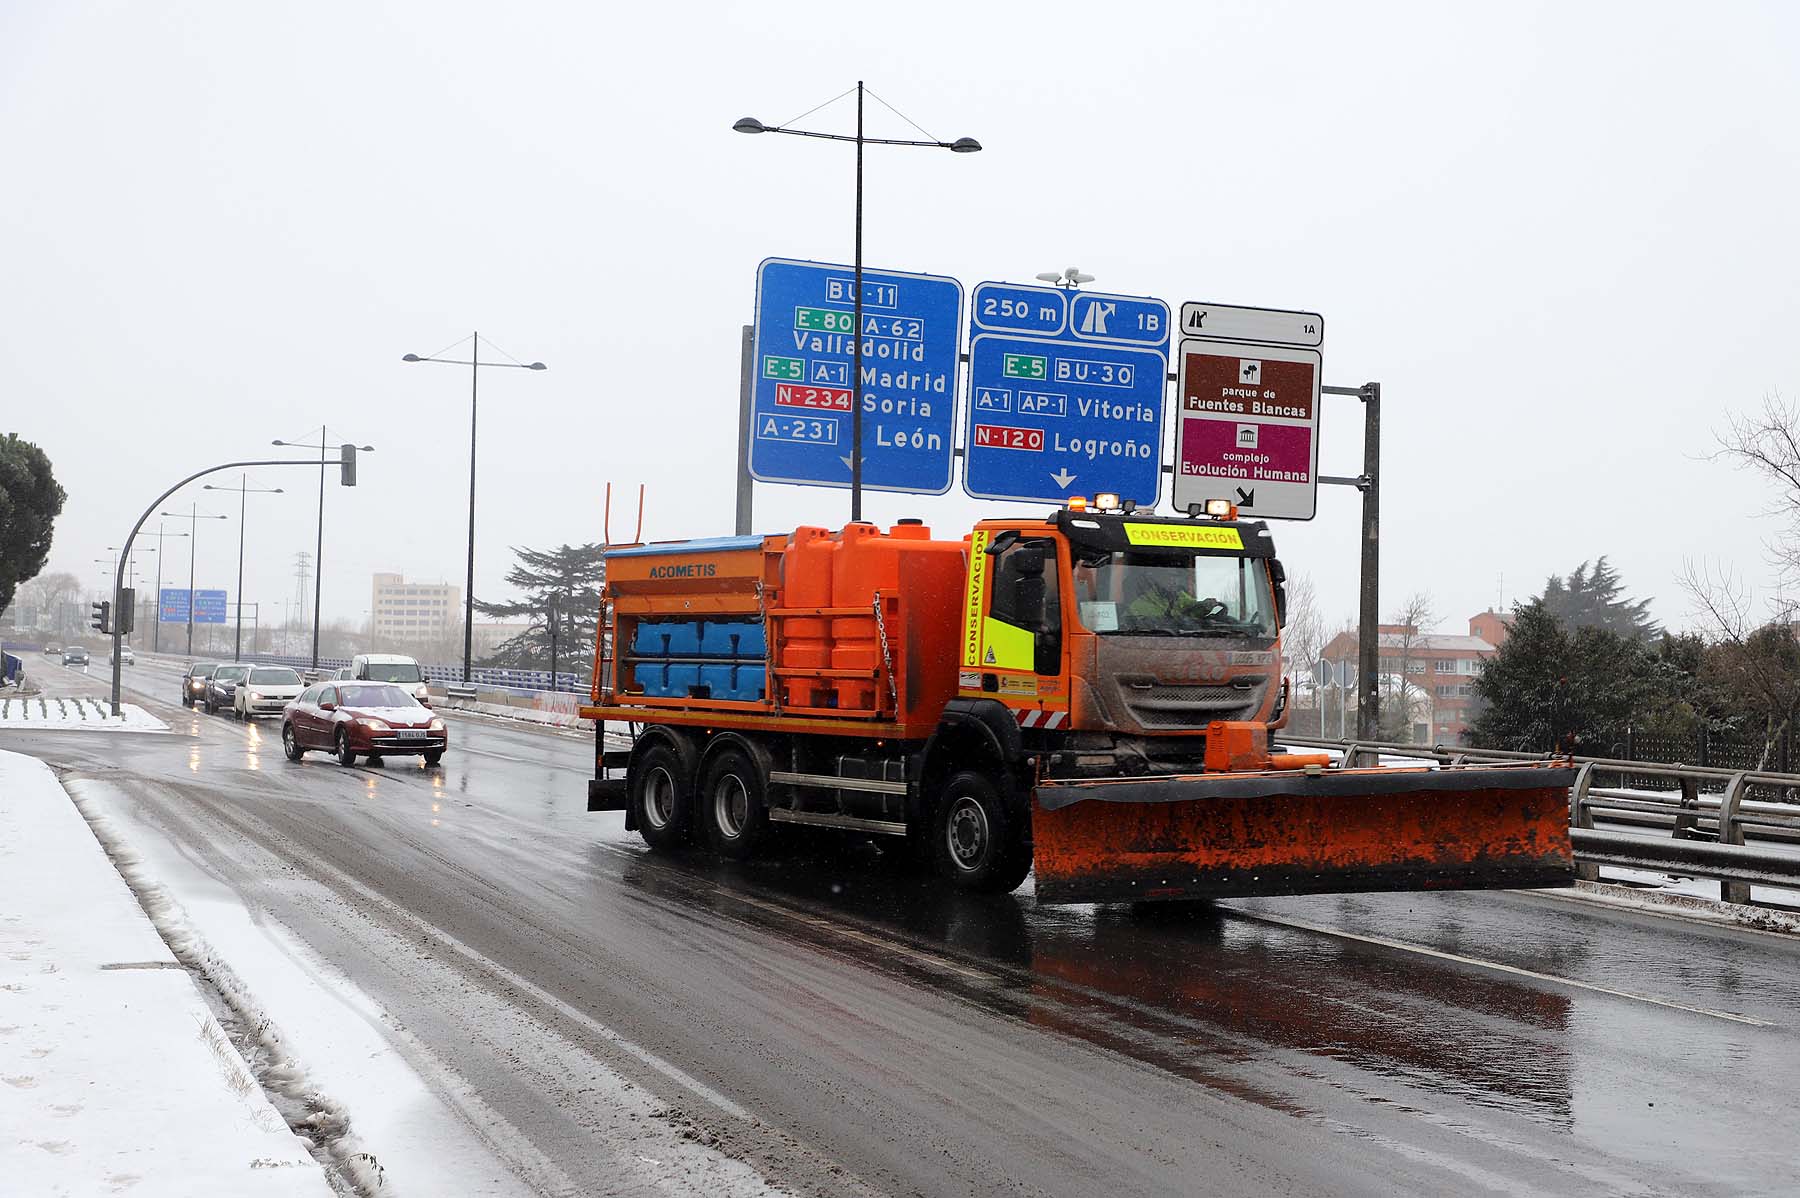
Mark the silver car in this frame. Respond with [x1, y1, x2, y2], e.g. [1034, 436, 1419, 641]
[234, 665, 305, 720]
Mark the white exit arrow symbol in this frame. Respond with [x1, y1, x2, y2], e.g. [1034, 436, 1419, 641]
[1050, 469, 1077, 488]
[839, 455, 854, 470]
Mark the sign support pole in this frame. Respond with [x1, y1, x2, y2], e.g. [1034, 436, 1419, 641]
[850, 80, 865, 523]
[736, 324, 755, 535]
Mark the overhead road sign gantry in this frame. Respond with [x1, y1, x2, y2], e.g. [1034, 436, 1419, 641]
[963, 281, 1170, 506]
[751, 257, 962, 497]
[1173, 300, 1324, 521]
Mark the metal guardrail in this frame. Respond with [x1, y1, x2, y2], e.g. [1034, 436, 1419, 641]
[1281, 736, 1800, 906]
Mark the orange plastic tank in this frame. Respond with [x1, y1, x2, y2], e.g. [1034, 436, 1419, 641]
[779, 526, 836, 708]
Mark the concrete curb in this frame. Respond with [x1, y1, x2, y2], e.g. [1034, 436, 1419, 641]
[1527, 878, 1800, 937]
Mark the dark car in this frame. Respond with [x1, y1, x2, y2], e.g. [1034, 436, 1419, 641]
[181, 661, 220, 708]
[203, 664, 248, 714]
[62, 646, 90, 666]
[281, 682, 447, 767]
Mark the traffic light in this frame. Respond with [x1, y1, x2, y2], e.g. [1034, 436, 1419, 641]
[90, 599, 111, 634]
[117, 588, 135, 635]
[339, 442, 357, 487]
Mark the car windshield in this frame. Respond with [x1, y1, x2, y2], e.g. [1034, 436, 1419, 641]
[1072, 550, 1276, 639]
[340, 684, 418, 709]
[362, 662, 422, 683]
[250, 667, 300, 685]
[216, 667, 244, 681]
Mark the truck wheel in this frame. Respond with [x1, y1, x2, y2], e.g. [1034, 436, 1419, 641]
[934, 771, 1031, 894]
[700, 747, 769, 861]
[631, 743, 693, 852]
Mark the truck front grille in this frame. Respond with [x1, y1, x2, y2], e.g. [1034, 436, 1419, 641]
[1121, 677, 1268, 728]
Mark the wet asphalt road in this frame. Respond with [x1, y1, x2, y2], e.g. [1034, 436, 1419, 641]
[9, 655, 1800, 1196]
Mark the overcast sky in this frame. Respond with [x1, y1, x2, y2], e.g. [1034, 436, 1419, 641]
[5, 1, 1797, 640]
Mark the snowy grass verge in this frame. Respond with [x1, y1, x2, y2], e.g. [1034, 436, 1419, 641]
[64, 786, 392, 1195]
[0, 694, 168, 730]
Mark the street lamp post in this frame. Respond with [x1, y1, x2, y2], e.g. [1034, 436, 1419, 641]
[160, 504, 229, 656]
[203, 475, 284, 662]
[734, 82, 980, 521]
[148, 524, 190, 654]
[402, 335, 547, 682]
[272, 430, 373, 671]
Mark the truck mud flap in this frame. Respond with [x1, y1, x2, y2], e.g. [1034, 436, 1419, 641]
[1031, 765, 1577, 904]
[587, 777, 629, 812]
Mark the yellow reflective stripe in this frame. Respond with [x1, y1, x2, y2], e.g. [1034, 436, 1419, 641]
[1123, 522, 1244, 550]
[981, 618, 1035, 672]
[963, 531, 989, 667]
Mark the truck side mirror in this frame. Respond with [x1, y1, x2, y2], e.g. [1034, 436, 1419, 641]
[1270, 558, 1289, 628]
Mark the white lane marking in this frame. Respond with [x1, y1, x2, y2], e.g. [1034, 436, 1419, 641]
[290, 847, 757, 1121]
[1231, 909, 1777, 1028]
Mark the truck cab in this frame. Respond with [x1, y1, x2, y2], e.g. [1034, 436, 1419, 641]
[964, 504, 1286, 774]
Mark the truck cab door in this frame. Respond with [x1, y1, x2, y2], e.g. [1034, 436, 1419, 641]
[968, 534, 1068, 718]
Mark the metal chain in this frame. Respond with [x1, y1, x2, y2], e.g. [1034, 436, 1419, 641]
[872, 593, 898, 715]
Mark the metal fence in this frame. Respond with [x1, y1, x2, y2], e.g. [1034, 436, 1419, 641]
[1280, 735, 1800, 907]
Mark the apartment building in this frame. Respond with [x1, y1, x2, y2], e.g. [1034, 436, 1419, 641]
[371, 573, 461, 641]
[1321, 610, 1513, 743]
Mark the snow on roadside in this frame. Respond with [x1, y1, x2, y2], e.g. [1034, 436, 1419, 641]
[0, 695, 168, 731]
[0, 750, 329, 1196]
[72, 777, 791, 1197]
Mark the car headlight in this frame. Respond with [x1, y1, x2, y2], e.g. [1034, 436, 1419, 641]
[247, 692, 262, 701]
[428, 718, 445, 732]
[358, 718, 391, 732]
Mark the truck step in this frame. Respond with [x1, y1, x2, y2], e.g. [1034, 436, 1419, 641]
[768, 808, 908, 837]
[769, 769, 907, 796]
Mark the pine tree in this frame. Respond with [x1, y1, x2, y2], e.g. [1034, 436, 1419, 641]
[1471, 601, 1684, 751]
[472, 543, 606, 675]
[1537, 557, 1657, 639]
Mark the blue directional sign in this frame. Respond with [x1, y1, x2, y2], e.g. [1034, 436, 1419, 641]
[159, 588, 188, 624]
[194, 590, 227, 624]
[964, 282, 1171, 505]
[750, 257, 962, 495]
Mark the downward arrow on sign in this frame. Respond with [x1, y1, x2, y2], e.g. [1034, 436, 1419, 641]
[839, 455, 854, 471]
[1051, 469, 1077, 489]
[1235, 487, 1255, 506]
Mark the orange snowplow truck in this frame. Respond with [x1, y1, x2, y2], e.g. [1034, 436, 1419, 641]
[580, 504, 1575, 903]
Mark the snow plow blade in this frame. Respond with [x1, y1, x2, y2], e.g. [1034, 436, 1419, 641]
[1031, 764, 1577, 904]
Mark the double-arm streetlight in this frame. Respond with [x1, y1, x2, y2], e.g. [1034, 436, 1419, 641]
[160, 504, 230, 655]
[203, 475, 284, 662]
[272, 429, 374, 670]
[402, 334, 547, 682]
[734, 81, 980, 521]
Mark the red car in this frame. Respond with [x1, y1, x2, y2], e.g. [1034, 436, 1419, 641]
[281, 680, 447, 767]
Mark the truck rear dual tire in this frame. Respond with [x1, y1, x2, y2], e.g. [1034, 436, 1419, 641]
[700, 747, 770, 860]
[631, 743, 694, 853]
[934, 771, 1031, 894]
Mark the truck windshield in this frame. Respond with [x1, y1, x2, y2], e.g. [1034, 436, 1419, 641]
[1072, 551, 1276, 638]
[363, 662, 422, 683]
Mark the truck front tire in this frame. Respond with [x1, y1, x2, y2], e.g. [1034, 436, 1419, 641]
[934, 771, 1031, 894]
[631, 743, 693, 852]
[700, 747, 770, 861]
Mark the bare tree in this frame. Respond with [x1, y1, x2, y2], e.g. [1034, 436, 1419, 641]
[1383, 591, 1438, 741]
[1679, 559, 1800, 767]
[1713, 392, 1800, 583]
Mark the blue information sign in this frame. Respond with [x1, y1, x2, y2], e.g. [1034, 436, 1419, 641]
[963, 282, 1171, 505]
[750, 257, 963, 495]
[193, 590, 227, 624]
[163, 589, 227, 623]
